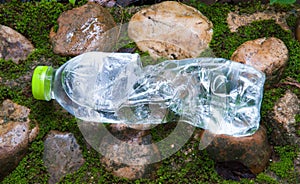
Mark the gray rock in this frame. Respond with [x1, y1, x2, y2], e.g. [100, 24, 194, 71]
[49, 2, 117, 56]
[270, 90, 300, 146]
[43, 131, 85, 184]
[128, 1, 213, 60]
[0, 25, 35, 63]
[231, 37, 288, 86]
[100, 124, 160, 180]
[0, 99, 39, 181]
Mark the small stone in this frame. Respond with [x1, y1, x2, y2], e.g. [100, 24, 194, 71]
[0, 25, 35, 64]
[269, 90, 300, 146]
[128, 1, 213, 60]
[50, 2, 117, 56]
[100, 124, 160, 180]
[43, 131, 85, 184]
[230, 37, 288, 85]
[0, 99, 38, 181]
[202, 126, 271, 174]
[227, 11, 290, 33]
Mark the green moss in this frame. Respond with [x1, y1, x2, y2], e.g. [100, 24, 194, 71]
[286, 13, 298, 28]
[0, 1, 72, 49]
[296, 114, 300, 123]
[261, 88, 285, 117]
[152, 146, 221, 183]
[296, 114, 300, 136]
[62, 148, 130, 184]
[0, 86, 23, 103]
[256, 173, 279, 184]
[109, 6, 136, 23]
[0, 59, 29, 79]
[269, 146, 298, 180]
[1, 141, 49, 184]
[236, 0, 265, 14]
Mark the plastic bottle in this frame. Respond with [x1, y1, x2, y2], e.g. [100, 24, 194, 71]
[32, 52, 265, 136]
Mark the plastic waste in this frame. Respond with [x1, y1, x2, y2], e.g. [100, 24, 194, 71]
[32, 52, 265, 136]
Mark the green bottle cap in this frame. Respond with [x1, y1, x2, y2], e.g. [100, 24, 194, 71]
[32, 66, 53, 101]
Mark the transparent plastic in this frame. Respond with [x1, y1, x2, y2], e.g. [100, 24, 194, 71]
[36, 52, 265, 136]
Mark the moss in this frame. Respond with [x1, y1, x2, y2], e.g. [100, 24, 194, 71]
[296, 114, 300, 123]
[255, 173, 279, 184]
[0, 0, 72, 49]
[0, 59, 29, 79]
[286, 12, 298, 28]
[62, 148, 131, 184]
[151, 145, 222, 183]
[0, 86, 23, 103]
[1, 141, 49, 184]
[269, 146, 298, 180]
[261, 88, 285, 117]
[109, 6, 138, 23]
[295, 114, 300, 136]
[235, 0, 266, 14]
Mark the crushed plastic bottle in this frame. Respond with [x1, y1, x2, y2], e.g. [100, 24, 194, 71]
[32, 52, 265, 136]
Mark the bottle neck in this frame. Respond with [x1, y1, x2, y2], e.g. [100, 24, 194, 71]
[43, 67, 55, 101]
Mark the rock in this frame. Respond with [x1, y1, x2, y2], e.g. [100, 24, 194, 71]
[49, 2, 117, 56]
[0, 25, 35, 64]
[43, 131, 85, 184]
[128, 1, 213, 60]
[269, 90, 300, 146]
[227, 11, 290, 33]
[230, 37, 288, 85]
[202, 126, 271, 174]
[100, 124, 160, 180]
[0, 99, 39, 181]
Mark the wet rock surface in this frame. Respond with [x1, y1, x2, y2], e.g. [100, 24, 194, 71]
[231, 37, 288, 85]
[128, 1, 213, 60]
[50, 2, 117, 56]
[100, 124, 160, 180]
[0, 25, 35, 63]
[203, 126, 271, 175]
[227, 10, 290, 33]
[0, 99, 39, 181]
[43, 131, 85, 184]
[269, 90, 300, 146]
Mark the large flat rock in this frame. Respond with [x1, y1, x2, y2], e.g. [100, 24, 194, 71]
[128, 1, 213, 60]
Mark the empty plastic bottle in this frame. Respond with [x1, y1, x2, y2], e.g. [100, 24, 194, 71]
[32, 52, 265, 136]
